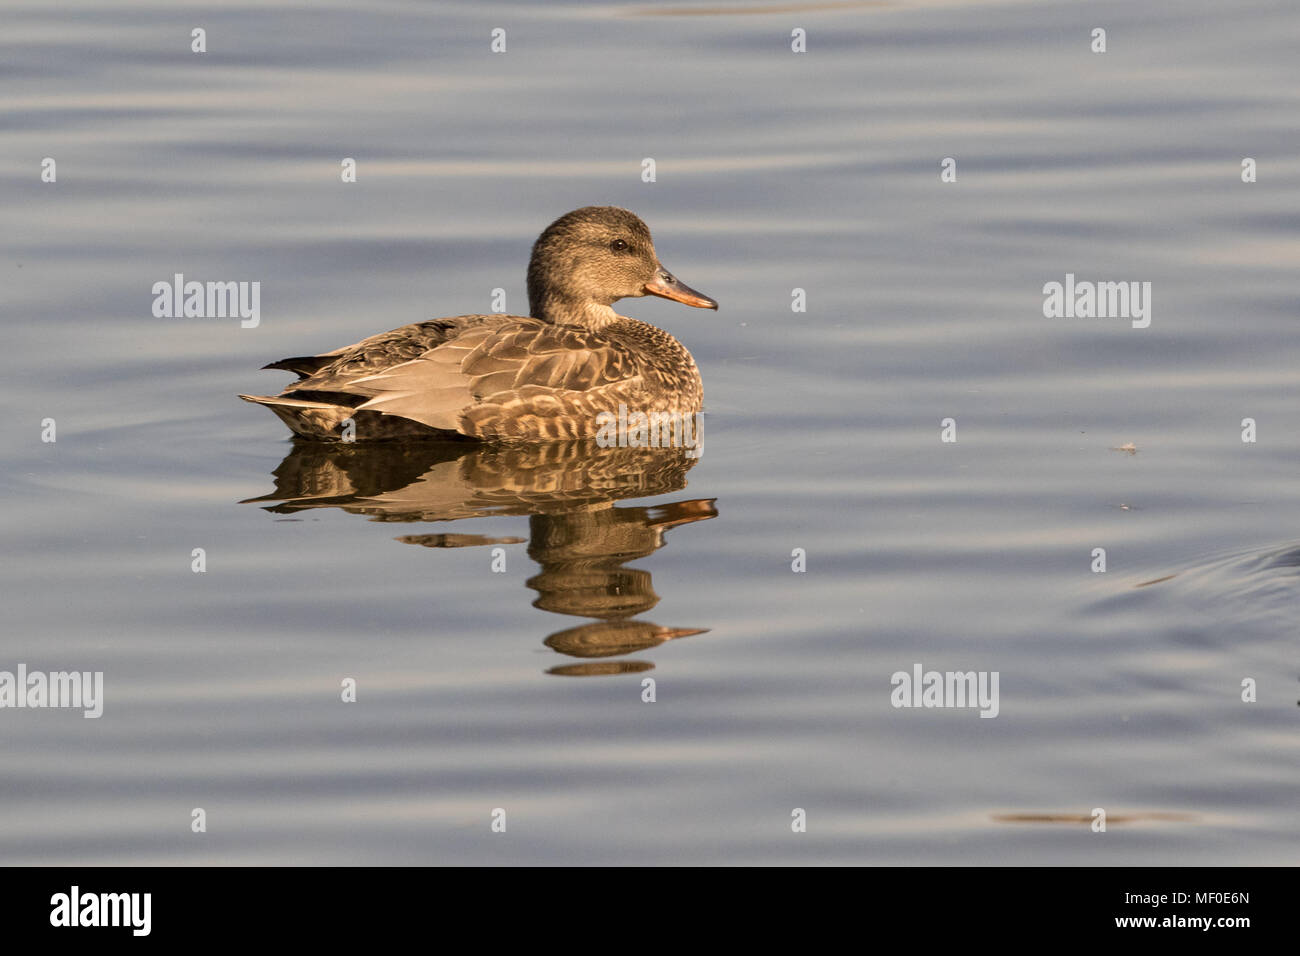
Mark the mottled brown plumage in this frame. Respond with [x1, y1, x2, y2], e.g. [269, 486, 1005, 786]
[239, 207, 717, 441]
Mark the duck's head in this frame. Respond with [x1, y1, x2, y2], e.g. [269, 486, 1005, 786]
[527, 206, 718, 327]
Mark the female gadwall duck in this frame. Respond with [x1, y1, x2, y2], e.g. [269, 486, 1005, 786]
[240, 206, 717, 441]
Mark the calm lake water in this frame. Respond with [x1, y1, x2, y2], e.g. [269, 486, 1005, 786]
[2, 0, 1297, 864]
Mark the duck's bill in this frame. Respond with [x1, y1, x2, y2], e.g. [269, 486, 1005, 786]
[645, 271, 718, 310]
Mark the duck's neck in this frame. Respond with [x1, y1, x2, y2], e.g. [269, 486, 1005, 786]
[530, 294, 619, 331]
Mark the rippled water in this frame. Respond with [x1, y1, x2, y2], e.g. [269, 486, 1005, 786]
[2, 0, 1297, 864]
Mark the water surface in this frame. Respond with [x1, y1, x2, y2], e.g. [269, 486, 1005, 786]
[2, 0, 1297, 864]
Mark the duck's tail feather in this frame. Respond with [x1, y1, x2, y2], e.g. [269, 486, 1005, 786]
[238, 393, 356, 439]
[261, 355, 335, 378]
[238, 393, 462, 442]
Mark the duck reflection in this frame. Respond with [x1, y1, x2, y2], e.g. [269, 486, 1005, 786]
[242, 440, 715, 675]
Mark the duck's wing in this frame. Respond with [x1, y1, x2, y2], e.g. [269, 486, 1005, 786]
[268, 318, 483, 384]
[342, 320, 638, 437]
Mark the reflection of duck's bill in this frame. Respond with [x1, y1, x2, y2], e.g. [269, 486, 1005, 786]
[644, 270, 718, 310]
[660, 627, 708, 640]
[648, 498, 718, 530]
[543, 621, 709, 658]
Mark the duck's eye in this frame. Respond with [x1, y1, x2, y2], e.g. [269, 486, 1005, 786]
[609, 239, 629, 253]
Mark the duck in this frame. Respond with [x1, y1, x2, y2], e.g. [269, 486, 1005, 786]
[239, 206, 717, 441]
